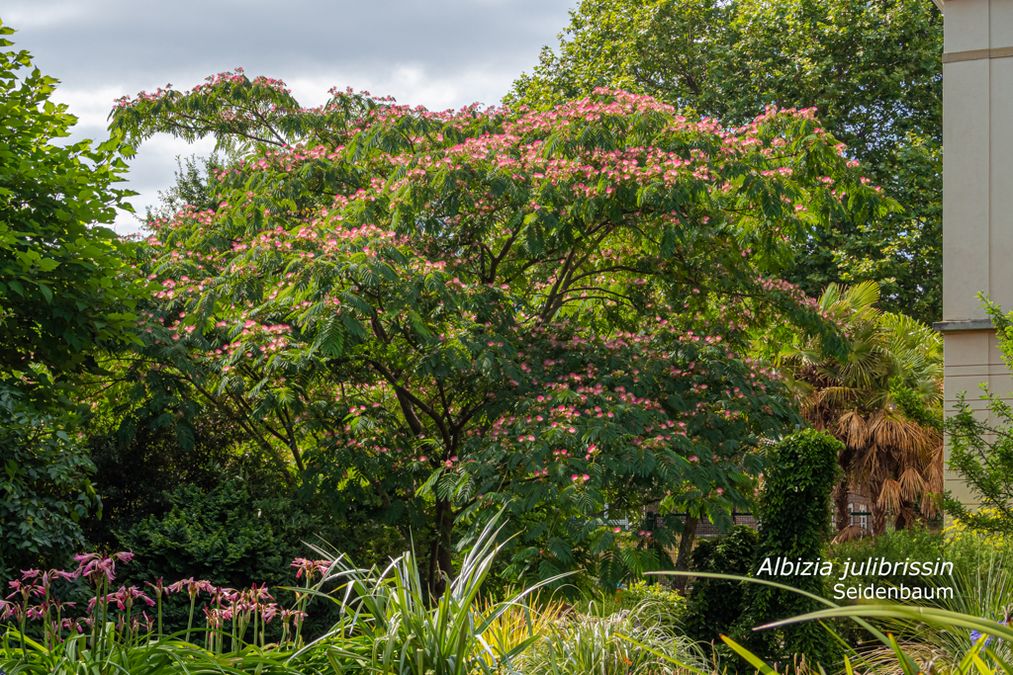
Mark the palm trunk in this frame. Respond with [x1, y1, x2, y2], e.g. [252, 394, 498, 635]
[834, 481, 851, 532]
[871, 503, 887, 535]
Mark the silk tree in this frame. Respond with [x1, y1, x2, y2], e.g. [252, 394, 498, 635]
[111, 74, 892, 590]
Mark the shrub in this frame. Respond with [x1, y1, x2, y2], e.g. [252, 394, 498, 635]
[840, 528, 1013, 671]
[84, 407, 254, 548]
[517, 607, 706, 675]
[117, 478, 319, 590]
[830, 525, 945, 594]
[0, 385, 98, 578]
[475, 596, 569, 670]
[737, 429, 843, 665]
[684, 525, 759, 646]
[945, 299, 1013, 536]
[616, 579, 687, 629]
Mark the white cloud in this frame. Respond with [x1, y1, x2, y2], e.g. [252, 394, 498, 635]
[10, 0, 577, 234]
[285, 62, 521, 112]
[112, 135, 218, 235]
[5, 3, 88, 29]
[51, 86, 128, 129]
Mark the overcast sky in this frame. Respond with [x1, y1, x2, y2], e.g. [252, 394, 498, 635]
[6, 0, 575, 233]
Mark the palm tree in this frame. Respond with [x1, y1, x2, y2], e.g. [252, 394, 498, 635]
[775, 282, 943, 535]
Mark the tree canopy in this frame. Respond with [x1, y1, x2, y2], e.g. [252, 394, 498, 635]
[108, 71, 893, 589]
[509, 0, 942, 323]
[0, 21, 139, 575]
[0, 20, 140, 379]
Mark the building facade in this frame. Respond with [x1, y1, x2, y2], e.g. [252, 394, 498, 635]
[940, 0, 1013, 504]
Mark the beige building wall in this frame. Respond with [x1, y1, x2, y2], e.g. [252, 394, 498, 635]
[941, 0, 1013, 505]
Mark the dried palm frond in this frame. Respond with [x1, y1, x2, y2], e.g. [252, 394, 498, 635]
[877, 479, 902, 513]
[898, 467, 927, 503]
[920, 491, 942, 519]
[832, 524, 868, 544]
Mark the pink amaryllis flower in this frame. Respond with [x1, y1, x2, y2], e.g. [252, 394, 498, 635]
[47, 569, 80, 583]
[260, 602, 280, 623]
[145, 577, 166, 597]
[204, 605, 224, 628]
[0, 599, 19, 620]
[87, 587, 152, 614]
[62, 617, 84, 633]
[280, 608, 307, 625]
[74, 552, 134, 585]
[6, 579, 44, 601]
[48, 598, 76, 613]
[106, 585, 155, 610]
[166, 577, 215, 598]
[29, 568, 81, 595]
[291, 558, 332, 582]
[247, 583, 274, 603]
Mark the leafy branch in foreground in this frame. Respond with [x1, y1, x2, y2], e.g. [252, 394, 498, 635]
[654, 569, 1013, 674]
[946, 298, 1013, 535]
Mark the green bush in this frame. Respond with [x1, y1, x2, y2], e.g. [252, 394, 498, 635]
[830, 526, 945, 594]
[861, 531, 1013, 671]
[118, 478, 319, 589]
[737, 429, 843, 665]
[945, 299, 1013, 535]
[684, 525, 759, 646]
[0, 384, 98, 578]
[85, 407, 252, 547]
[518, 608, 706, 675]
[616, 579, 686, 627]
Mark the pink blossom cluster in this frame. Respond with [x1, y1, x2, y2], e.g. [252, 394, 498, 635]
[116, 68, 293, 110]
[2, 551, 334, 644]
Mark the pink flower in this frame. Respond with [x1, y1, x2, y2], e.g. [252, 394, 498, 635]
[145, 577, 166, 596]
[291, 558, 332, 581]
[166, 577, 215, 597]
[74, 552, 133, 585]
[101, 586, 155, 610]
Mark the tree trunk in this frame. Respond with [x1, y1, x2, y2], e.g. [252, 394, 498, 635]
[672, 515, 699, 593]
[427, 498, 455, 598]
[871, 503, 887, 536]
[834, 480, 851, 533]
[895, 506, 913, 531]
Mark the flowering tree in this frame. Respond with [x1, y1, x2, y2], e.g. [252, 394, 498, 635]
[509, 0, 942, 323]
[111, 73, 891, 590]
